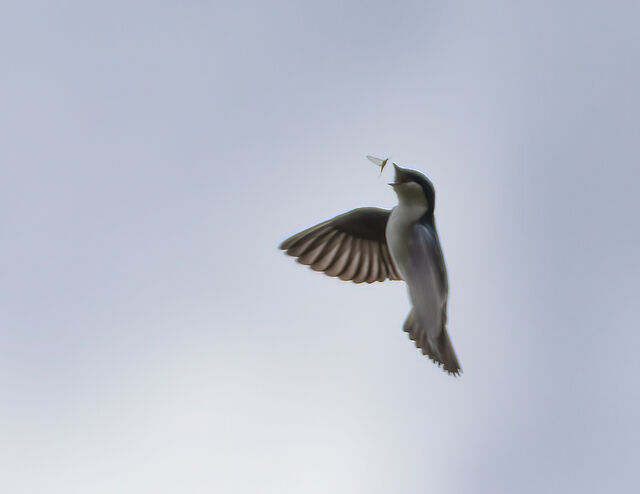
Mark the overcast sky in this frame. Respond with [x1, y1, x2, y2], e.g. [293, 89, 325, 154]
[2, 1, 640, 493]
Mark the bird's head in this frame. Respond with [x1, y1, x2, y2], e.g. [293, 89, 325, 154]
[389, 163, 436, 214]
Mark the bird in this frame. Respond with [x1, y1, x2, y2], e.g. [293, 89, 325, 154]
[278, 159, 461, 376]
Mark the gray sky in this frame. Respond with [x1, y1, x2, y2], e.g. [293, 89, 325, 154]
[2, 1, 640, 492]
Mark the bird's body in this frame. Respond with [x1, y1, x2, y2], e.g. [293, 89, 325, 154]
[279, 160, 461, 375]
[386, 182, 430, 278]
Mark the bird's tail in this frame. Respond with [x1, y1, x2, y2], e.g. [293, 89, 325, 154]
[403, 310, 461, 376]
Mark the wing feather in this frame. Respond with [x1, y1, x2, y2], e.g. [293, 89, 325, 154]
[353, 240, 371, 283]
[325, 235, 353, 277]
[310, 232, 345, 272]
[340, 238, 362, 281]
[367, 241, 380, 283]
[280, 208, 402, 283]
[298, 230, 339, 265]
[287, 226, 330, 257]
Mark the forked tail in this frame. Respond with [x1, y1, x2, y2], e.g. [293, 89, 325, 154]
[403, 310, 461, 376]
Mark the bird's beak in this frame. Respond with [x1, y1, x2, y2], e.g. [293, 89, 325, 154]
[388, 163, 402, 187]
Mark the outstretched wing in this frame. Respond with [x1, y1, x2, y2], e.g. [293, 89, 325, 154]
[279, 207, 402, 283]
[403, 223, 460, 375]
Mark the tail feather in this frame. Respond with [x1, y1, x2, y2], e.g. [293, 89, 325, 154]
[403, 310, 461, 376]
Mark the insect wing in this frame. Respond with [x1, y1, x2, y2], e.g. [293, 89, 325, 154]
[366, 155, 384, 166]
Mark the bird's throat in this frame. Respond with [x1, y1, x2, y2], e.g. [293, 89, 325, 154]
[386, 203, 427, 279]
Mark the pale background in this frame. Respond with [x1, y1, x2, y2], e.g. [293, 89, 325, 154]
[2, 1, 639, 493]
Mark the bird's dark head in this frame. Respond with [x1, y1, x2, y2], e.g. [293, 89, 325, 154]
[389, 163, 436, 214]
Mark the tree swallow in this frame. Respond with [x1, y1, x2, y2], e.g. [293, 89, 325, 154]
[279, 160, 461, 376]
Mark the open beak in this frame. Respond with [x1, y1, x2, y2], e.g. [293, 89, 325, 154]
[388, 163, 403, 186]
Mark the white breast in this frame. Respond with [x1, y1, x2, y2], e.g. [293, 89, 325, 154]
[386, 201, 428, 279]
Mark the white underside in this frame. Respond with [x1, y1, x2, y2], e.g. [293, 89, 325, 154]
[386, 198, 428, 279]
